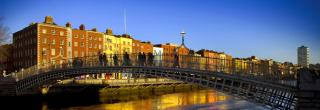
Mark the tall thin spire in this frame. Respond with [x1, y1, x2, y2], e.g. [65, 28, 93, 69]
[124, 9, 127, 34]
[180, 30, 186, 46]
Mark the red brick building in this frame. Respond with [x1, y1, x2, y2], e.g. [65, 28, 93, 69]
[13, 16, 104, 70]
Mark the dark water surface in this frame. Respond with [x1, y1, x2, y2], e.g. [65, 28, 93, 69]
[1, 86, 267, 110]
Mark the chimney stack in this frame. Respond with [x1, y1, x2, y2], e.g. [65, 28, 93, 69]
[79, 24, 85, 30]
[106, 28, 113, 35]
[44, 16, 54, 24]
[66, 22, 71, 28]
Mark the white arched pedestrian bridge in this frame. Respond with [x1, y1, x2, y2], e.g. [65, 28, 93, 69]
[12, 54, 298, 110]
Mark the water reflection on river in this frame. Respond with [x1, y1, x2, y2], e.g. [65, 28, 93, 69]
[63, 89, 267, 110]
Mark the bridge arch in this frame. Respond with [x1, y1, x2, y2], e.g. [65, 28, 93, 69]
[13, 54, 297, 109]
[16, 66, 296, 109]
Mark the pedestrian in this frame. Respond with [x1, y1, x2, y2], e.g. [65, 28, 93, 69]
[174, 53, 179, 68]
[138, 52, 142, 66]
[147, 52, 154, 66]
[113, 54, 118, 66]
[142, 52, 146, 66]
[103, 53, 107, 66]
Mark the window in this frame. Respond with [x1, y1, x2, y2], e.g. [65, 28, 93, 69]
[51, 48, 55, 56]
[60, 31, 64, 36]
[74, 35, 78, 38]
[74, 51, 78, 57]
[42, 59, 46, 64]
[52, 30, 56, 35]
[52, 59, 56, 65]
[98, 44, 101, 49]
[42, 29, 47, 34]
[60, 48, 64, 56]
[80, 42, 84, 47]
[98, 37, 101, 41]
[94, 44, 97, 48]
[81, 52, 85, 57]
[94, 36, 97, 40]
[42, 38, 47, 44]
[89, 36, 92, 40]
[68, 42, 71, 47]
[52, 39, 56, 44]
[80, 34, 84, 39]
[42, 48, 47, 55]
[109, 46, 112, 50]
[89, 43, 92, 48]
[60, 40, 64, 45]
[74, 42, 78, 47]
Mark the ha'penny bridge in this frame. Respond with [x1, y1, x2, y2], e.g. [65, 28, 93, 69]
[2, 54, 320, 110]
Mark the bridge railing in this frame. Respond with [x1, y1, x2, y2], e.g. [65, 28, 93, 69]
[12, 54, 297, 86]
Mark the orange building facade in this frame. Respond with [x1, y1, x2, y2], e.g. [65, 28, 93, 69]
[132, 39, 153, 54]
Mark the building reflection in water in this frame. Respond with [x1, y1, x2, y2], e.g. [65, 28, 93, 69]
[75, 89, 228, 110]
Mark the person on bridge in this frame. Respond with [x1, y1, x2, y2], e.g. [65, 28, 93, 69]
[174, 53, 179, 68]
[138, 52, 142, 66]
[113, 54, 119, 66]
[102, 53, 107, 66]
[147, 52, 154, 66]
[123, 52, 131, 66]
[142, 52, 146, 66]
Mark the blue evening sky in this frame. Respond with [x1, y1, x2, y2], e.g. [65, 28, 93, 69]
[1, 0, 319, 64]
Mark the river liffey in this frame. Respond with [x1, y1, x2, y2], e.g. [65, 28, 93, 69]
[57, 85, 268, 110]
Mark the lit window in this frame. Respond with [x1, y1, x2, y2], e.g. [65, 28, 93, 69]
[74, 42, 78, 47]
[52, 39, 56, 44]
[98, 37, 101, 41]
[51, 48, 55, 56]
[42, 29, 47, 34]
[98, 44, 101, 49]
